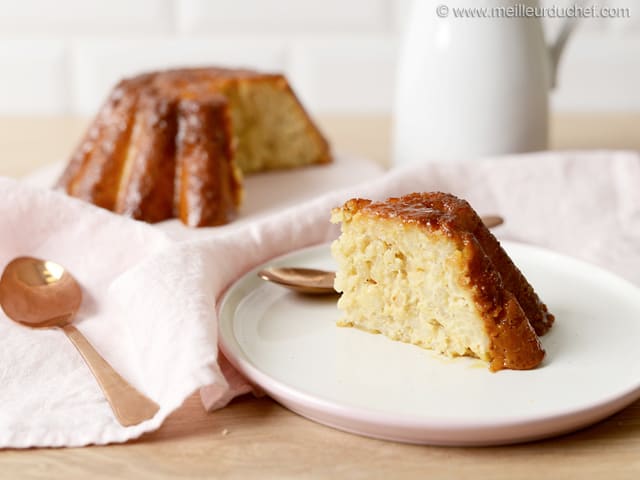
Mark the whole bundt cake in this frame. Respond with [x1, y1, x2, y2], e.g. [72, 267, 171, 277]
[57, 67, 332, 227]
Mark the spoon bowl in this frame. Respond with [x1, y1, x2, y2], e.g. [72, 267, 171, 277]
[259, 267, 337, 295]
[0, 256, 159, 427]
[478, 215, 503, 229]
[0, 257, 82, 328]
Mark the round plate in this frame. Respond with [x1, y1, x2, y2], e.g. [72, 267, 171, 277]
[218, 241, 640, 445]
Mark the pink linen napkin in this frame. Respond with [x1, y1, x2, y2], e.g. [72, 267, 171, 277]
[4, 150, 639, 447]
[1, 153, 384, 448]
[0, 178, 220, 447]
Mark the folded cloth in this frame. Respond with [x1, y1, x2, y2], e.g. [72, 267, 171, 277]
[1, 154, 384, 448]
[0, 178, 221, 447]
[3, 150, 640, 447]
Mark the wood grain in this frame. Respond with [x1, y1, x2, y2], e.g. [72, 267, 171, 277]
[1, 394, 639, 479]
[1, 113, 639, 479]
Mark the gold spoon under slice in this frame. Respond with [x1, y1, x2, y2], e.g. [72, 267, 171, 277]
[0, 257, 160, 427]
[259, 267, 337, 295]
[258, 214, 504, 295]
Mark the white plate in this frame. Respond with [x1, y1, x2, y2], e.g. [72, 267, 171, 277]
[219, 241, 640, 445]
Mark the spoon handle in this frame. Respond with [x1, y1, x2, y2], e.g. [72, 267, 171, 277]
[62, 324, 160, 426]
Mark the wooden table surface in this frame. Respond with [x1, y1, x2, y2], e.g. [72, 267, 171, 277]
[1, 114, 640, 479]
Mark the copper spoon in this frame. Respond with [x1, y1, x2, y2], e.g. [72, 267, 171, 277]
[258, 214, 504, 295]
[0, 257, 160, 426]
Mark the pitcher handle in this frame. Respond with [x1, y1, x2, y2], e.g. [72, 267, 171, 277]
[548, 16, 579, 89]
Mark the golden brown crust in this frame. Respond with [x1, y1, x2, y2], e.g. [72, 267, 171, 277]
[344, 192, 553, 371]
[176, 95, 241, 227]
[114, 89, 178, 223]
[56, 74, 154, 194]
[57, 67, 330, 227]
[60, 75, 152, 210]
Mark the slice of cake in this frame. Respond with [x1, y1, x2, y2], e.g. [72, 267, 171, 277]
[330, 192, 554, 371]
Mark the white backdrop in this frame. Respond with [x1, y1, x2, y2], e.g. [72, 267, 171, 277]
[0, 0, 637, 115]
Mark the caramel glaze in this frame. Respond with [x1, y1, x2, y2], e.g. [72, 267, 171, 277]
[177, 95, 241, 227]
[60, 74, 154, 211]
[56, 67, 331, 227]
[114, 89, 178, 223]
[344, 192, 554, 371]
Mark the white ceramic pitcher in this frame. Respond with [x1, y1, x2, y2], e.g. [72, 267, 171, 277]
[393, 0, 577, 165]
